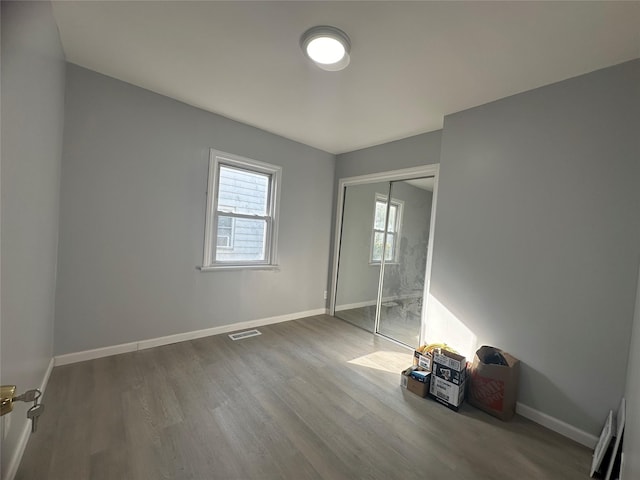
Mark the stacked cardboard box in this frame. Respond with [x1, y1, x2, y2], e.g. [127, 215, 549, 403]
[402, 347, 470, 412]
[429, 350, 468, 411]
[413, 349, 433, 371]
[401, 367, 431, 397]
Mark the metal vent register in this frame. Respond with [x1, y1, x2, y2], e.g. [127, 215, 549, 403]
[228, 329, 262, 341]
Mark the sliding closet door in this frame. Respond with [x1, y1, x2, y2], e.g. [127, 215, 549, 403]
[334, 182, 391, 332]
[377, 178, 434, 346]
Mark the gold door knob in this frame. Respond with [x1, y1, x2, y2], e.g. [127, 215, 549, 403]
[1, 385, 16, 416]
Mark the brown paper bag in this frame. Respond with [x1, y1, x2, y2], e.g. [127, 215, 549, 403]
[469, 346, 520, 421]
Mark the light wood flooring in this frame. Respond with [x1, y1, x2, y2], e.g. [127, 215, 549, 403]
[17, 315, 591, 479]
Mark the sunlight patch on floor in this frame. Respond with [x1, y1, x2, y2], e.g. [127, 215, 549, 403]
[347, 350, 412, 373]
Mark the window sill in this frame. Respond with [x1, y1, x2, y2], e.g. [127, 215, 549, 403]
[368, 262, 400, 266]
[198, 264, 280, 272]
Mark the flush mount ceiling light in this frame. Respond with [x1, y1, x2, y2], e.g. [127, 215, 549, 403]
[300, 26, 351, 71]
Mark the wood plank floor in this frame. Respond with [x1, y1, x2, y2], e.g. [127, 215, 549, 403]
[17, 315, 591, 479]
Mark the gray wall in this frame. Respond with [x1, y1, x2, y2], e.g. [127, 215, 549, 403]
[336, 130, 441, 179]
[54, 64, 335, 355]
[431, 59, 640, 436]
[1, 1, 66, 476]
[622, 265, 640, 479]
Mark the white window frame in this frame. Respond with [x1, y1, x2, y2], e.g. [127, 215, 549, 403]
[202, 149, 281, 270]
[370, 193, 403, 264]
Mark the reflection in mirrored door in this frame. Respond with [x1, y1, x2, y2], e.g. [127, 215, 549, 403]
[334, 182, 391, 333]
[333, 174, 436, 348]
[376, 178, 434, 346]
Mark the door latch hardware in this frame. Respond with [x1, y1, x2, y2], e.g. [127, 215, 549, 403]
[1, 385, 45, 432]
[1, 385, 16, 416]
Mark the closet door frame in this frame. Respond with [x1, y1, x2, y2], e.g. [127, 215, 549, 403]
[330, 164, 440, 347]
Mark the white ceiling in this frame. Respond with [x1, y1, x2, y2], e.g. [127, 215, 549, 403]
[51, 1, 640, 154]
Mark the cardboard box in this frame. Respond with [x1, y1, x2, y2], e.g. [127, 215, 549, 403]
[432, 350, 466, 372]
[468, 346, 520, 421]
[429, 349, 467, 411]
[429, 375, 466, 411]
[413, 350, 433, 372]
[401, 367, 430, 398]
[433, 361, 467, 386]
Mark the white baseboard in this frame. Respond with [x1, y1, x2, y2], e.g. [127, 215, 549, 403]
[516, 402, 598, 449]
[4, 357, 55, 480]
[54, 308, 328, 366]
[335, 300, 377, 311]
[335, 293, 423, 312]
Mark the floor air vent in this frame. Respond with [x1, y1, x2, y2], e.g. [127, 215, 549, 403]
[228, 329, 262, 341]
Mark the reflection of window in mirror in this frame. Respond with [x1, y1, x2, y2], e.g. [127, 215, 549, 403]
[370, 193, 403, 264]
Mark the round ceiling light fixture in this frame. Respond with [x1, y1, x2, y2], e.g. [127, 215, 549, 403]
[300, 26, 351, 71]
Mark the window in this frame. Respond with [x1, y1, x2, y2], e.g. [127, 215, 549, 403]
[203, 149, 281, 269]
[370, 194, 403, 263]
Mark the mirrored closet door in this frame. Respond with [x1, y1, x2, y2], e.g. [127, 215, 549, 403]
[334, 181, 391, 334]
[333, 169, 437, 347]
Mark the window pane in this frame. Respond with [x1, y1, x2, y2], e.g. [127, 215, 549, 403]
[219, 215, 233, 228]
[216, 214, 234, 248]
[218, 165, 269, 216]
[375, 200, 398, 233]
[372, 231, 384, 261]
[216, 217, 266, 262]
[384, 233, 395, 261]
[373, 232, 396, 262]
[374, 201, 386, 230]
[387, 204, 397, 233]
